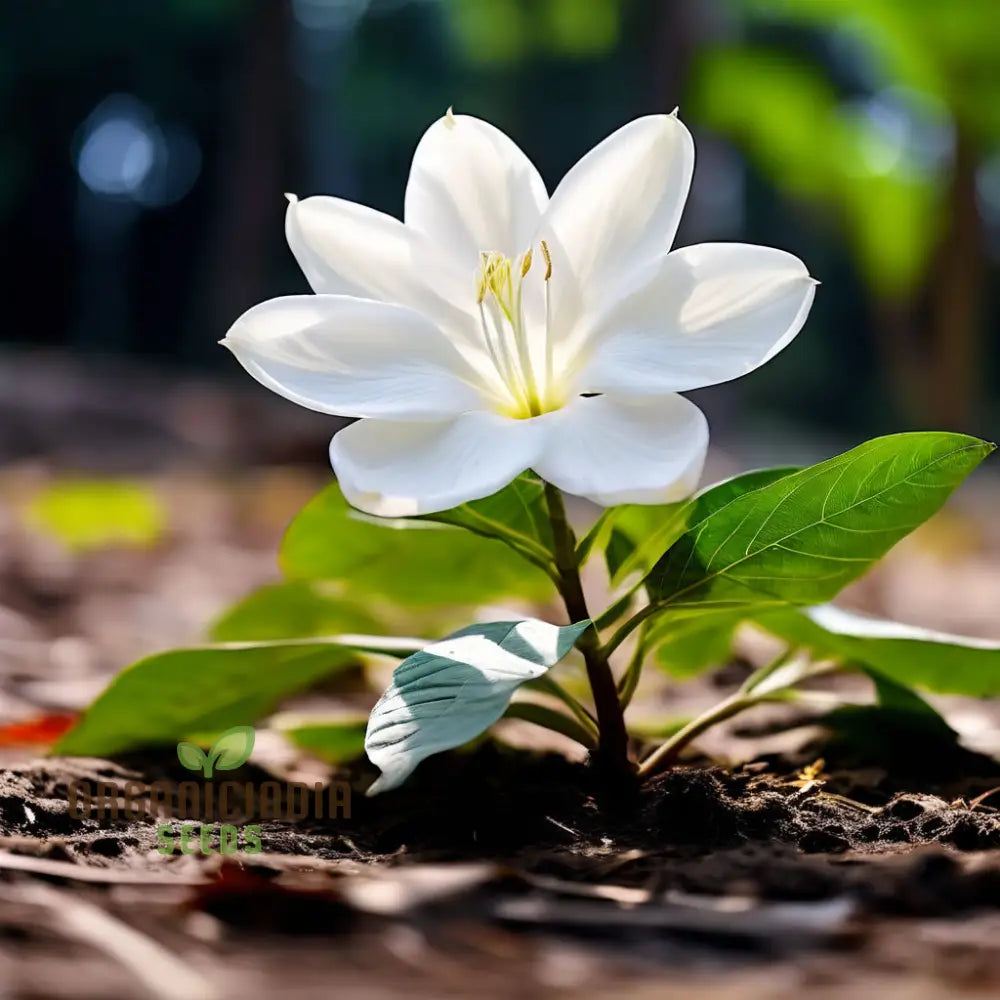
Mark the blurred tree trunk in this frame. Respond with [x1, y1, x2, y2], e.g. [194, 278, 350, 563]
[199, 0, 294, 359]
[924, 132, 985, 430]
[873, 298, 923, 423]
[872, 134, 984, 430]
[645, 0, 700, 113]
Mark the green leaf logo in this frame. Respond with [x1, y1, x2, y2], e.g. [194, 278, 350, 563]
[176, 725, 255, 778]
[209, 726, 255, 774]
[176, 741, 207, 773]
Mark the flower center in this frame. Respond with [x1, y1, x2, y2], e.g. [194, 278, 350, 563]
[475, 241, 561, 420]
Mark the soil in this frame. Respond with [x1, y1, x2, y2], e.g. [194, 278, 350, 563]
[4, 744, 1000, 998]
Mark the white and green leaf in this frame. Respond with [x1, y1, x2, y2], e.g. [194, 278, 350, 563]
[755, 604, 1000, 697]
[365, 619, 590, 794]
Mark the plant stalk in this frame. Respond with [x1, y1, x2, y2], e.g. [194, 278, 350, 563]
[544, 484, 634, 777]
[636, 692, 749, 779]
[600, 601, 660, 660]
[636, 651, 837, 780]
[504, 701, 597, 750]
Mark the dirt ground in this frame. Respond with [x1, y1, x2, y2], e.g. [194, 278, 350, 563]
[2, 355, 1000, 999]
[5, 747, 1000, 999]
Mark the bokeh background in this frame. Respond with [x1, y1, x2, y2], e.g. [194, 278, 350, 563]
[1, 0, 999, 693]
[3, 0, 1000, 454]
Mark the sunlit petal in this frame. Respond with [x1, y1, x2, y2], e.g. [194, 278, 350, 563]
[533, 393, 708, 506]
[405, 112, 548, 264]
[539, 114, 694, 344]
[223, 295, 488, 419]
[577, 243, 816, 394]
[286, 195, 476, 338]
[331, 412, 546, 516]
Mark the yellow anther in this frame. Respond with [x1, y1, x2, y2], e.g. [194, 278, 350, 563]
[520, 248, 533, 276]
[540, 240, 552, 280]
[476, 251, 518, 315]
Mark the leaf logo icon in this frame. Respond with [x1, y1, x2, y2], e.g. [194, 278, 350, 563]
[176, 741, 208, 773]
[176, 726, 255, 778]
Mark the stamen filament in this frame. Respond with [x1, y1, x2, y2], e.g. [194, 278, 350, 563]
[544, 279, 553, 394]
[479, 299, 529, 412]
[541, 240, 554, 400]
[512, 281, 542, 417]
[474, 242, 556, 419]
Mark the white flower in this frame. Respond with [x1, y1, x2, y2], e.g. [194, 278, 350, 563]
[223, 111, 816, 516]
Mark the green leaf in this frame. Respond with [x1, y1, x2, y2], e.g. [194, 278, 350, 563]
[574, 508, 617, 564]
[649, 615, 739, 679]
[281, 482, 553, 606]
[54, 634, 424, 757]
[281, 718, 369, 764]
[608, 468, 799, 588]
[176, 741, 206, 772]
[503, 701, 596, 749]
[422, 472, 555, 568]
[604, 526, 641, 582]
[605, 504, 687, 584]
[648, 433, 993, 612]
[756, 604, 1000, 697]
[210, 581, 382, 641]
[209, 725, 256, 772]
[592, 469, 801, 632]
[820, 667, 970, 773]
[365, 618, 590, 794]
[24, 478, 165, 552]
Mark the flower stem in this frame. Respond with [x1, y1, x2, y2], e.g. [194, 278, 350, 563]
[636, 692, 750, 779]
[504, 701, 596, 750]
[636, 650, 837, 780]
[544, 484, 634, 778]
[599, 601, 660, 660]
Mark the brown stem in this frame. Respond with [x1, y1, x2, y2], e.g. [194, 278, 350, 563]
[544, 484, 634, 777]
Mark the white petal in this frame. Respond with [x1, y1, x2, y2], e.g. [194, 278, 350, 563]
[405, 112, 548, 264]
[539, 114, 694, 338]
[331, 411, 545, 516]
[578, 243, 816, 394]
[285, 195, 476, 338]
[533, 394, 708, 507]
[222, 295, 487, 419]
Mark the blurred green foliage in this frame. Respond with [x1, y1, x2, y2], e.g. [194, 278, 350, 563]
[447, 0, 621, 65]
[745, 0, 1000, 140]
[210, 581, 382, 641]
[691, 46, 942, 297]
[282, 718, 369, 764]
[690, 0, 1000, 426]
[2, 0, 998, 432]
[25, 479, 165, 552]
